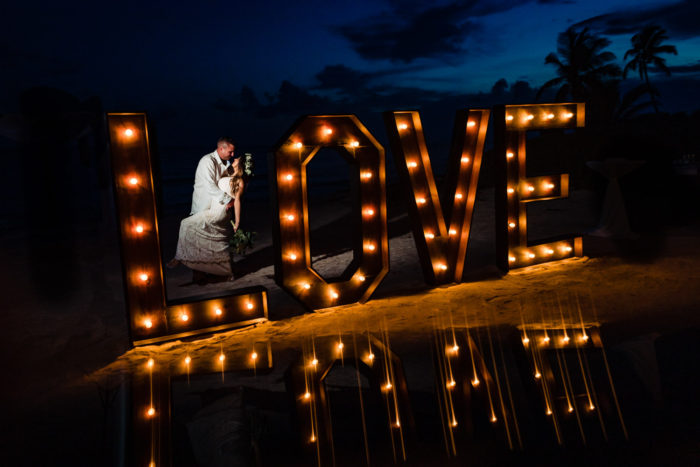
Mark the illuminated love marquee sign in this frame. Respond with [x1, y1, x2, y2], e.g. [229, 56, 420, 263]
[107, 103, 585, 344]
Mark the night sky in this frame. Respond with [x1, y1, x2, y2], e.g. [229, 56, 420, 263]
[3, 0, 700, 147]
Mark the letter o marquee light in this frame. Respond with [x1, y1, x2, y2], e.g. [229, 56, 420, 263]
[270, 115, 389, 310]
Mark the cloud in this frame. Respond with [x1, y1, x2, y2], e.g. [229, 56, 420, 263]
[574, 0, 700, 40]
[334, 1, 553, 63]
[667, 60, 700, 75]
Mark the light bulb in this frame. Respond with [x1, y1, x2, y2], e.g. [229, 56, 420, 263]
[251, 351, 258, 360]
[535, 371, 541, 379]
[134, 224, 145, 234]
[284, 173, 293, 181]
[425, 232, 435, 239]
[545, 248, 554, 255]
[544, 182, 555, 189]
[368, 353, 375, 361]
[185, 356, 191, 365]
[323, 127, 333, 135]
[330, 290, 338, 299]
[302, 282, 311, 290]
[437, 263, 448, 271]
[526, 114, 534, 121]
[449, 229, 457, 235]
[356, 274, 365, 282]
[288, 253, 297, 261]
[215, 307, 222, 316]
[563, 112, 574, 119]
[147, 406, 155, 417]
[507, 187, 515, 194]
[384, 382, 392, 390]
[527, 252, 535, 259]
[365, 243, 376, 251]
[337, 341, 344, 350]
[509, 222, 516, 228]
[124, 128, 134, 137]
[128, 176, 139, 186]
[522, 336, 530, 345]
[509, 256, 516, 262]
[407, 161, 418, 168]
[527, 185, 535, 192]
[461, 156, 470, 163]
[506, 115, 514, 121]
[398, 123, 408, 130]
[361, 171, 372, 180]
[285, 214, 295, 221]
[294, 142, 302, 149]
[139, 273, 149, 282]
[180, 313, 189, 322]
[507, 152, 514, 159]
[350, 140, 359, 147]
[467, 121, 475, 128]
[447, 380, 456, 388]
[472, 378, 480, 387]
[455, 193, 463, 200]
[147, 358, 154, 368]
[545, 113, 555, 119]
[219, 353, 225, 362]
[246, 302, 254, 310]
[417, 197, 426, 204]
[144, 318, 153, 329]
[364, 208, 374, 216]
[304, 391, 311, 400]
[564, 246, 573, 252]
[311, 358, 318, 366]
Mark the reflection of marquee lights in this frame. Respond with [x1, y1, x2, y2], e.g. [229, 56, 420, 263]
[107, 113, 268, 346]
[385, 109, 489, 285]
[271, 115, 389, 311]
[494, 103, 584, 271]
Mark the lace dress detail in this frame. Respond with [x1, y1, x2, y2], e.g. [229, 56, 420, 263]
[174, 177, 236, 275]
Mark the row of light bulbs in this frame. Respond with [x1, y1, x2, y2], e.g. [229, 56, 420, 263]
[505, 111, 574, 124]
[508, 244, 573, 263]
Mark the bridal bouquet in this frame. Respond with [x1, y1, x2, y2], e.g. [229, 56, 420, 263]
[229, 228, 257, 255]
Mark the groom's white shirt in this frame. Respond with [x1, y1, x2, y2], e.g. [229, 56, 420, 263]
[190, 151, 232, 215]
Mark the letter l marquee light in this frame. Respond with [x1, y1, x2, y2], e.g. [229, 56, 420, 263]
[107, 113, 268, 346]
[270, 115, 389, 311]
[493, 103, 584, 271]
[384, 109, 489, 285]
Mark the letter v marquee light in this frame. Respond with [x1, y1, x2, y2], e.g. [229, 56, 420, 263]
[107, 113, 268, 346]
[493, 103, 584, 271]
[270, 115, 389, 311]
[384, 109, 489, 285]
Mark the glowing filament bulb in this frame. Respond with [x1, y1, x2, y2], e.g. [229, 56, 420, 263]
[527, 252, 535, 259]
[562, 335, 570, 344]
[361, 171, 372, 180]
[365, 243, 376, 251]
[147, 406, 155, 417]
[545, 248, 554, 255]
[546, 409, 553, 415]
[215, 307, 222, 316]
[244, 302, 253, 311]
[451, 344, 459, 353]
[455, 193, 463, 200]
[147, 358, 154, 368]
[449, 229, 457, 236]
[398, 123, 408, 130]
[461, 156, 470, 163]
[144, 318, 153, 329]
[284, 173, 293, 181]
[563, 245, 573, 252]
[522, 336, 530, 345]
[467, 120, 476, 128]
[508, 222, 516, 228]
[407, 161, 418, 168]
[368, 353, 375, 361]
[384, 382, 393, 391]
[509, 256, 516, 263]
[139, 273, 149, 282]
[356, 274, 365, 282]
[535, 371, 541, 379]
[128, 177, 139, 186]
[526, 185, 535, 192]
[285, 213, 295, 221]
[416, 197, 426, 205]
[330, 290, 338, 299]
[447, 380, 456, 388]
[323, 127, 333, 135]
[563, 112, 574, 119]
[589, 404, 595, 411]
[302, 282, 311, 290]
[491, 415, 498, 423]
[124, 128, 134, 137]
[451, 419, 458, 427]
[543, 336, 550, 344]
[364, 208, 374, 216]
[134, 224, 145, 234]
[437, 263, 448, 271]
[525, 114, 534, 121]
[303, 391, 311, 400]
[288, 253, 297, 261]
[311, 358, 318, 366]
[293, 142, 302, 149]
[581, 334, 589, 342]
[185, 355, 191, 365]
[337, 341, 344, 351]
[350, 140, 360, 148]
[425, 232, 435, 239]
[310, 434, 316, 443]
[545, 113, 555, 119]
[506, 115, 514, 121]
[544, 182, 555, 190]
[472, 378, 480, 387]
[568, 406, 574, 413]
[507, 187, 515, 194]
[507, 152, 514, 159]
[219, 353, 225, 362]
[180, 313, 189, 322]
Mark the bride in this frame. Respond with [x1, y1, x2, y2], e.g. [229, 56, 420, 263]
[169, 156, 245, 279]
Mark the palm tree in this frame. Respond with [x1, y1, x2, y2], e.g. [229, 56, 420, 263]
[537, 27, 621, 102]
[623, 25, 677, 113]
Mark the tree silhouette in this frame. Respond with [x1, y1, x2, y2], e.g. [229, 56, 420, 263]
[623, 25, 678, 114]
[537, 27, 621, 102]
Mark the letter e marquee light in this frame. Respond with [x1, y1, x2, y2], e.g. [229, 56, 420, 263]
[493, 104, 584, 271]
[270, 115, 389, 311]
[107, 113, 268, 346]
[384, 109, 489, 285]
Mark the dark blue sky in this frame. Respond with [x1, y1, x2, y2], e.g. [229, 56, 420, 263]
[3, 0, 700, 146]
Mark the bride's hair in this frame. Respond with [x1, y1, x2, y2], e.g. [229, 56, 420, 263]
[228, 159, 244, 197]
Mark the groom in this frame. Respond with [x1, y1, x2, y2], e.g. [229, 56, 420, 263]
[190, 136, 237, 215]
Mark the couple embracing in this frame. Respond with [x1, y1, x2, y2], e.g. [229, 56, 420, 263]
[168, 137, 250, 281]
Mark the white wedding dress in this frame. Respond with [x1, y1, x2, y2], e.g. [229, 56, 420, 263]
[174, 177, 236, 276]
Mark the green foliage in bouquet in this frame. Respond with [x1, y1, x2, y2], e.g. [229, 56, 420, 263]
[243, 152, 254, 177]
[229, 227, 257, 255]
